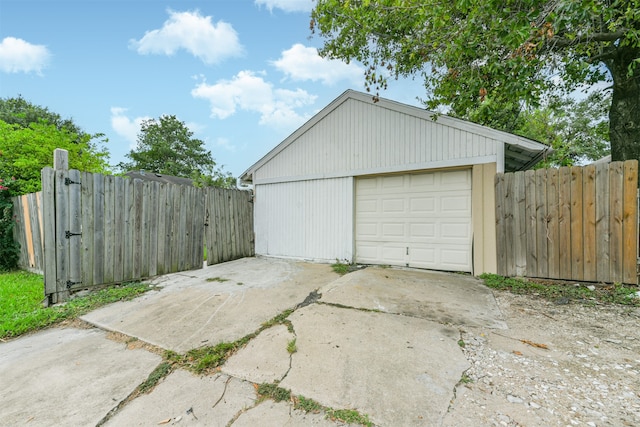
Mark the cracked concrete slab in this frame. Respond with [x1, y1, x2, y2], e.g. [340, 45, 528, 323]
[223, 324, 295, 384]
[233, 400, 342, 427]
[0, 327, 160, 427]
[104, 370, 256, 426]
[319, 266, 507, 329]
[81, 258, 338, 352]
[279, 304, 471, 426]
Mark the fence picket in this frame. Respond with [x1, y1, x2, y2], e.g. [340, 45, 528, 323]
[583, 165, 597, 281]
[546, 168, 560, 279]
[595, 163, 610, 282]
[495, 161, 637, 285]
[81, 172, 94, 287]
[622, 161, 638, 283]
[558, 167, 572, 279]
[68, 169, 82, 290]
[609, 162, 624, 282]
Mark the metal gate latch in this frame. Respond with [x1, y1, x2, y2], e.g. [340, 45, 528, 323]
[65, 231, 82, 239]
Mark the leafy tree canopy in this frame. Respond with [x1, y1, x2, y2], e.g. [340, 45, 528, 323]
[311, 0, 640, 162]
[0, 97, 110, 195]
[0, 95, 83, 136]
[120, 115, 235, 188]
[516, 92, 611, 167]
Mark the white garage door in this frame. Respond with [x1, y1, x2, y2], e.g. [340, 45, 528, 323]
[355, 169, 472, 272]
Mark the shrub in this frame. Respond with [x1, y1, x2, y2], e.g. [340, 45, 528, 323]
[0, 177, 20, 271]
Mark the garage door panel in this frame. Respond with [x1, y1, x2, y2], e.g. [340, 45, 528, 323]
[356, 170, 471, 272]
[382, 222, 405, 238]
[409, 197, 435, 213]
[382, 199, 405, 212]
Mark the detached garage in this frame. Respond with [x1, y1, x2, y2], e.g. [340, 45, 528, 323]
[240, 90, 550, 275]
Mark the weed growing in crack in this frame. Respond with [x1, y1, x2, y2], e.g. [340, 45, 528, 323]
[327, 408, 373, 426]
[459, 373, 473, 384]
[206, 277, 229, 282]
[287, 338, 297, 354]
[139, 362, 173, 393]
[256, 382, 374, 426]
[457, 339, 466, 348]
[257, 383, 291, 402]
[293, 395, 322, 413]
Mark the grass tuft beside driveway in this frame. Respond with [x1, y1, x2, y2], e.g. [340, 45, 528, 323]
[480, 273, 640, 306]
[0, 269, 152, 340]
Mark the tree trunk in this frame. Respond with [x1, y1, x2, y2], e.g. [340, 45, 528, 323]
[607, 47, 640, 162]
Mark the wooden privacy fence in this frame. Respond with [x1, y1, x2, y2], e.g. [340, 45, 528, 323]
[32, 151, 254, 303]
[495, 160, 638, 284]
[205, 187, 254, 264]
[12, 191, 44, 274]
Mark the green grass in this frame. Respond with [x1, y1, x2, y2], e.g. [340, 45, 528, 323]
[480, 273, 640, 306]
[0, 270, 152, 339]
[287, 338, 297, 354]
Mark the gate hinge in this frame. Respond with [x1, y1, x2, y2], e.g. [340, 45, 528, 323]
[65, 231, 82, 239]
[64, 178, 81, 185]
[66, 280, 82, 289]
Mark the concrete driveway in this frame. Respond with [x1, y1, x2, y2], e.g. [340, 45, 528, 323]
[0, 257, 506, 426]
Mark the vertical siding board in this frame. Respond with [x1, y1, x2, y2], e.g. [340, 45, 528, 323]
[524, 170, 537, 276]
[595, 163, 610, 282]
[558, 167, 572, 280]
[583, 165, 597, 281]
[92, 173, 105, 286]
[609, 162, 624, 282]
[546, 168, 560, 279]
[622, 160, 638, 284]
[570, 167, 584, 280]
[535, 169, 548, 278]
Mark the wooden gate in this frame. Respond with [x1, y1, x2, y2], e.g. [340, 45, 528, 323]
[42, 161, 205, 303]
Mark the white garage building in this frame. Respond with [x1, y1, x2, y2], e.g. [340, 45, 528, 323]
[240, 90, 549, 275]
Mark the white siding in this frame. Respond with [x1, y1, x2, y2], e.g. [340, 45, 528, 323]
[254, 177, 353, 262]
[254, 98, 499, 183]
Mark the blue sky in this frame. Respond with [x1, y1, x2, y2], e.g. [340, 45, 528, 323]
[0, 0, 425, 178]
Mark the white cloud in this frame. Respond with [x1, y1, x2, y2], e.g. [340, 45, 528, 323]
[110, 107, 150, 149]
[255, 0, 313, 13]
[0, 37, 51, 74]
[129, 9, 243, 65]
[191, 70, 317, 130]
[272, 44, 363, 85]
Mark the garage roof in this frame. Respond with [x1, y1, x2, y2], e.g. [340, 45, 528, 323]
[240, 90, 550, 183]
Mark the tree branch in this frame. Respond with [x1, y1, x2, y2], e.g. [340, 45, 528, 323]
[550, 29, 627, 48]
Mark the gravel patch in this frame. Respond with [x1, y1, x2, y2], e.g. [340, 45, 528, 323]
[442, 292, 640, 427]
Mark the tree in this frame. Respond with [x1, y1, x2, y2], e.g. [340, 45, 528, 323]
[516, 92, 611, 167]
[120, 115, 235, 188]
[311, 0, 640, 161]
[0, 95, 83, 135]
[0, 97, 110, 195]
